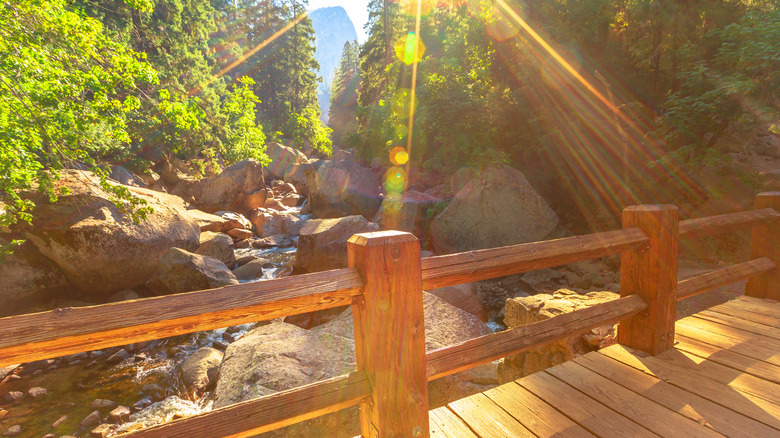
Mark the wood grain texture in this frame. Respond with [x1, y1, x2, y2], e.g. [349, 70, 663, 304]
[117, 371, 370, 438]
[600, 345, 780, 430]
[693, 309, 780, 340]
[576, 351, 778, 438]
[675, 323, 780, 367]
[425, 294, 647, 381]
[707, 302, 780, 329]
[746, 192, 780, 299]
[481, 381, 594, 437]
[676, 317, 780, 353]
[420, 228, 649, 290]
[717, 297, 780, 321]
[618, 205, 679, 355]
[676, 258, 775, 301]
[679, 208, 780, 239]
[675, 334, 780, 384]
[428, 408, 478, 438]
[546, 361, 722, 438]
[0, 268, 363, 367]
[348, 231, 429, 438]
[517, 372, 660, 438]
[447, 393, 534, 437]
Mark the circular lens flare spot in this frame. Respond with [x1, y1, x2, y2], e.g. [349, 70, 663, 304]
[395, 32, 425, 65]
[384, 166, 408, 194]
[389, 147, 409, 166]
[395, 124, 408, 138]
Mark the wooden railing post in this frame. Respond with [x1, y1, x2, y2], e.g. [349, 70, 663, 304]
[618, 205, 679, 355]
[746, 192, 780, 300]
[347, 231, 429, 438]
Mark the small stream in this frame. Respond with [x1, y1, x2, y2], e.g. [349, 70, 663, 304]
[0, 244, 298, 437]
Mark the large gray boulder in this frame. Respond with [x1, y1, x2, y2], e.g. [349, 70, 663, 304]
[294, 215, 379, 273]
[373, 190, 441, 237]
[146, 248, 238, 295]
[195, 232, 236, 269]
[24, 170, 200, 295]
[213, 293, 494, 437]
[0, 241, 71, 316]
[306, 159, 381, 219]
[179, 347, 223, 399]
[431, 165, 558, 254]
[175, 159, 266, 214]
[263, 142, 309, 181]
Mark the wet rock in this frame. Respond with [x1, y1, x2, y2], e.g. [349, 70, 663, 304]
[294, 215, 379, 273]
[306, 159, 381, 219]
[2, 425, 20, 437]
[51, 414, 67, 428]
[497, 289, 618, 383]
[427, 283, 487, 322]
[132, 397, 152, 411]
[146, 248, 239, 294]
[430, 165, 558, 254]
[1, 391, 22, 403]
[141, 384, 167, 402]
[179, 347, 223, 399]
[234, 239, 251, 249]
[27, 387, 47, 398]
[91, 399, 118, 410]
[105, 349, 131, 365]
[251, 234, 293, 249]
[235, 255, 256, 267]
[0, 365, 18, 381]
[263, 198, 287, 211]
[79, 411, 101, 428]
[232, 259, 264, 281]
[212, 340, 229, 351]
[119, 396, 203, 432]
[195, 232, 236, 268]
[109, 405, 131, 423]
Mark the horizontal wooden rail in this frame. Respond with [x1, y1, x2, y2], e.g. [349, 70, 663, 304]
[679, 208, 780, 240]
[0, 268, 363, 367]
[676, 257, 776, 301]
[421, 228, 649, 290]
[118, 370, 370, 438]
[425, 294, 647, 381]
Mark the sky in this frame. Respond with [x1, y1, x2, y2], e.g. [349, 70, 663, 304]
[307, 0, 370, 43]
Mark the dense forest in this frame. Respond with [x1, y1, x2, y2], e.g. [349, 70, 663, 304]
[2, 0, 779, 232]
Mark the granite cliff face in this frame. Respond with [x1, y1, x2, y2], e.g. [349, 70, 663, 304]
[310, 6, 358, 123]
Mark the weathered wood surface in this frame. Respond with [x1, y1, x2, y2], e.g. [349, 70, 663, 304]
[676, 257, 775, 300]
[0, 268, 363, 368]
[348, 231, 429, 438]
[679, 208, 780, 239]
[425, 294, 647, 381]
[575, 350, 779, 438]
[618, 205, 679, 355]
[675, 322, 780, 367]
[118, 371, 370, 438]
[428, 407, 478, 438]
[420, 228, 649, 290]
[675, 334, 780, 384]
[694, 309, 780, 340]
[447, 393, 534, 437]
[746, 192, 780, 299]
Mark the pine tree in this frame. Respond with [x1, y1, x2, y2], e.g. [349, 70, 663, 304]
[329, 40, 361, 144]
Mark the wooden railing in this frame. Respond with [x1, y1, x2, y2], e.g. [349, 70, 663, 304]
[1, 192, 778, 438]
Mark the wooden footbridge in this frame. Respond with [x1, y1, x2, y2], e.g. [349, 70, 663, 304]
[1, 193, 780, 437]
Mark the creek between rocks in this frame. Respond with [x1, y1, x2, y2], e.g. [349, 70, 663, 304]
[0, 244, 297, 438]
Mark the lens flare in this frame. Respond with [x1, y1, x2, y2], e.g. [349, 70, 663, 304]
[396, 32, 425, 65]
[384, 166, 408, 194]
[397, 0, 436, 18]
[395, 124, 408, 138]
[486, 4, 520, 42]
[392, 88, 417, 119]
[390, 147, 409, 166]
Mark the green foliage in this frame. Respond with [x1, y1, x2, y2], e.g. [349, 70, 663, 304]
[329, 40, 361, 144]
[286, 105, 332, 154]
[221, 77, 268, 165]
[0, 0, 156, 227]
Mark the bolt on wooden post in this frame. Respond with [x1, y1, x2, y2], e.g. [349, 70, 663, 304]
[347, 231, 429, 438]
[746, 192, 780, 300]
[618, 205, 679, 355]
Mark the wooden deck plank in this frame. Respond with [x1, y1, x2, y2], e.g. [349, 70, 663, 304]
[721, 297, 780, 318]
[429, 407, 478, 438]
[575, 351, 778, 438]
[707, 302, 780, 329]
[517, 371, 659, 438]
[677, 316, 780, 350]
[674, 323, 780, 367]
[675, 334, 780, 384]
[482, 381, 594, 438]
[693, 310, 780, 341]
[656, 347, 780, 406]
[545, 360, 722, 438]
[599, 345, 780, 430]
[448, 393, 534, 437]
